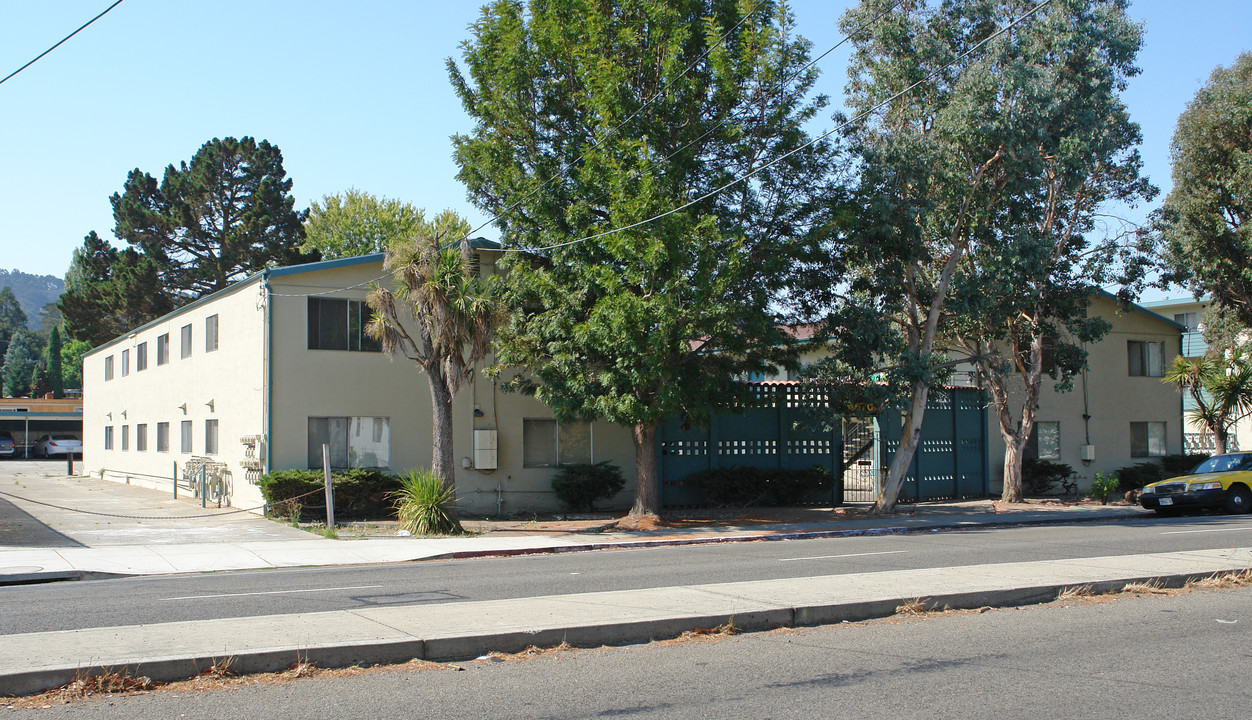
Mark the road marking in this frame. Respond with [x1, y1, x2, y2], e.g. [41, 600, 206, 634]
[165, 585, 383, 601]
[1160, 527, 1252, 535]
[779, 550, 907, 562]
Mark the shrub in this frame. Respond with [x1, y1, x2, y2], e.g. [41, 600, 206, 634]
[1090, 471, 1119, 504]
[551, 462, 626, 512]
[1112, 462, 1164, 491]
[1022, 458, 1074, 495]
[391, 469, 460, 535]
[684, 465, 834, 507]
[1161, 454, 1209, 476]
[258, 468, 403, 522]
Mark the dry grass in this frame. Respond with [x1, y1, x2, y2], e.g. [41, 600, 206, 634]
[895, 598, 928, 616]
[1056, 584, 1095, 601]
[1120, 579, 1168, 595]
[1186, 569, 1252, 590]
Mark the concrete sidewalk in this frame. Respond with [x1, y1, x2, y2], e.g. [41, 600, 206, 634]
[4, 546, 1249, 696]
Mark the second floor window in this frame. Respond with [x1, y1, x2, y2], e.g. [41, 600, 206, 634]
[1128, 340, 1165, 377]
[206, 315, 219, 352]
[157, 334, 169, 365]
[308, 298, 381, 352]
[104, 355, 114, 381]
[121, 349, 130, 377]
[181, 324, 192, 358]
[136, 342, 148, 371]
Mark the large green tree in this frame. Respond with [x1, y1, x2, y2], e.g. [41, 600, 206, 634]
[834, 0, 1150, 511]
[366, 210, 500, 529]
[60, 337, 92, 391]
[0, 287, 26, 373]
[304, 189, 429, 259]
[1160, 53, 1252, 323]
[450, 0, 840, 516]
[2, 330, 38, 398]
[59, 232, 175, 345]
[44, 325, 64, 399]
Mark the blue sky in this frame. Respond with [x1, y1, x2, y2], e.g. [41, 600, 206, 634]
[0, 0, 1248, 303]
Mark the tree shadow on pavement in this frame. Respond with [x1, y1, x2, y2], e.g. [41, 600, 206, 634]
[0, 496, 85, 548]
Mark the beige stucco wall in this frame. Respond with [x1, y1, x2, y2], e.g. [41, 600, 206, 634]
[83, 278, 268, 508]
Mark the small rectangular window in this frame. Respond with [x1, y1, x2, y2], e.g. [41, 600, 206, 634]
[181, 324, 192, 358]
[180, 420, 192, 453]
[1131, 421, 1167, 458]
[1174, 312, 1199, 332]
[104, 355, 114, 381]
[1035, 422, 1060, 460]
[104, 426, 114, 450]
[308, 416, 390, 469]
[136, 342, 148, 371]
[121, 349, 130, 377]
[136, 424, 148, 452]
[308, 298, 381, 352]
[156, 422, 169, 452]
[121, 425, 129, 451]
[206, 315, 219, 352]
[1128, 341, 1165, 377]
[523, 418, 593, 467]
[205, 419, 219, 454]
[157, 334, 169, 365]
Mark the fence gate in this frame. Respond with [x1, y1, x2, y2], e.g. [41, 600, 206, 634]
[658, 383, 987, 507]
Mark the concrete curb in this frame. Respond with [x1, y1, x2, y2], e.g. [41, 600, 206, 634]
[0, 564, 1231, 697]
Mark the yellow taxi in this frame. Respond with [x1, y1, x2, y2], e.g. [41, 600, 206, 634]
[1139, 453, 1252, 516]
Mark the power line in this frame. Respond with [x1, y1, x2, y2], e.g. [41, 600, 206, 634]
[494, 0, 1057, 254]
[0, 0, 126, 87]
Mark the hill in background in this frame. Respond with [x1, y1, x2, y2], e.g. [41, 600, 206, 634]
[0, 269, 64, 330]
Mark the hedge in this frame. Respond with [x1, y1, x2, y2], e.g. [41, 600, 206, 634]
[257, 468, 403, 521]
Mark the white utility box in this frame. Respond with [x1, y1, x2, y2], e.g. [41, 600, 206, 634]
[1080, 445, 1096, 461]
[474, 429, 498, 470]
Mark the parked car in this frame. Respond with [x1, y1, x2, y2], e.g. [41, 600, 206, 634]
[1139, 453, 1252, 515]
[0, 431, 14, 458]
[32, 433, 82, 458]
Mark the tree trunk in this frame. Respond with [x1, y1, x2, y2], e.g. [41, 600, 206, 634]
[630, 421, 661, 517]
[1001, 437, 1027, 503]
[426, 367, 461, 524]
[875, 381, 929, 513]
[1214, 425, 1228, 456]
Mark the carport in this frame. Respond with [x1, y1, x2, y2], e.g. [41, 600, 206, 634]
[0, 403, 83, 458]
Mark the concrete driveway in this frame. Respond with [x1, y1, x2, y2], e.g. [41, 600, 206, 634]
[0, 460, 311, 548]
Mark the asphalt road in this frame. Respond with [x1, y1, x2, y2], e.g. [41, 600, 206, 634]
[3, 514, 1251, 635]
[10, 581, 1250, 718]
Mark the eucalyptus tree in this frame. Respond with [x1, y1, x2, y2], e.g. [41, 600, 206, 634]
[836, 0, 1151, 511]
[449, 0, 841, 516]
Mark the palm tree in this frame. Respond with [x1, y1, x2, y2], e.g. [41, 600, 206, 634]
[1164, 350, 1252, 455]
[367, 211, 501, 529]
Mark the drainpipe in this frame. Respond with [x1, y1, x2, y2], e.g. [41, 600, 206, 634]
[262, 271, 273, 476]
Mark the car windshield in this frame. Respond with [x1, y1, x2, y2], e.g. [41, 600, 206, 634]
[52, 435, 79, 441]
[1191, 454, 1252, 474]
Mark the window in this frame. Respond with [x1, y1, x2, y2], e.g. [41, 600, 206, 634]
[121, 425, 129, 451]
[523, 418, 592, 467]
[1030, 422, 1061, 460]
[1128, 341, 1165, 377]
[121, 349, 130, 377]
[136, 424, 147, 452]
[156, 422, 169, 452]
[206, 315, 219, 352]
[104, 356, 114, 381]
[136, 342, 148, 371]
[308, 417, 390, 469]
[180, 324, 192, 358]
[157, 334, 169, 365]
[1174, 312, 1199, 332]
[104, 426, 114, 450]
[180, 420, 192, 453]
[307, 298, 381, 352]
[1131, 421, 1167, 458]
[205, 419, 219, 454]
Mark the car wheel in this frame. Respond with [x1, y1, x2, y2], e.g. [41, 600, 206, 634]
[1224, 486, 1251, 514]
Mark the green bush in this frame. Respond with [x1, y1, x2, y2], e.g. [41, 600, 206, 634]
[1112, 462, 1165, 491]
[390, 469, 460, 535]
[258, 468, 403, 522]
[551, 462, 626, 512]
[1022, 458, 1074, 495]
[1161, 454, 1209, 476]
[684, 465, 834, 507]
[1090, 471, 1119, 504]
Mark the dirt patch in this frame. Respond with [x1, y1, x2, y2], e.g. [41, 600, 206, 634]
[992, 497, 1137, 513]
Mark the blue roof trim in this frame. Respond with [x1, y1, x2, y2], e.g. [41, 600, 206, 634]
[266, 252, 385, 278]
[1095, 289, 1186, 331]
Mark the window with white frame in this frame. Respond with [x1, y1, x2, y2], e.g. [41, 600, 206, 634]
[157, 334, 169, 365]
[156, 422, 169, 452]
[136, 342, 148, 371]
[204, 419, 219, 454]
[121, 425, 129, 451]
[1127, 340, 1165, 377]
[307, 417, 390, 469]
[136, 424, 147, 451]
[104, 425, 114, 450]
[180, 324, 192, 358]
[307, 298, 382, 352]
[121, 349, 130, 376]
[1034, 422, 1060, 460]
[104, 355, 114, 381]
[180, 420, 192, 453]
[523, 418, 592, 467]
[1131, 421, 1167, 458]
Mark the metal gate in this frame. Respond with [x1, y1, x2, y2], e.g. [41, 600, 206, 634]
[658, 383, 987, 507]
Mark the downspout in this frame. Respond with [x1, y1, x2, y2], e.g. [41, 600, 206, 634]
[262, 271, 273, 476]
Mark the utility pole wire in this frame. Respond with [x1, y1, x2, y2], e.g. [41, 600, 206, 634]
[0, 0, 126, 87]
